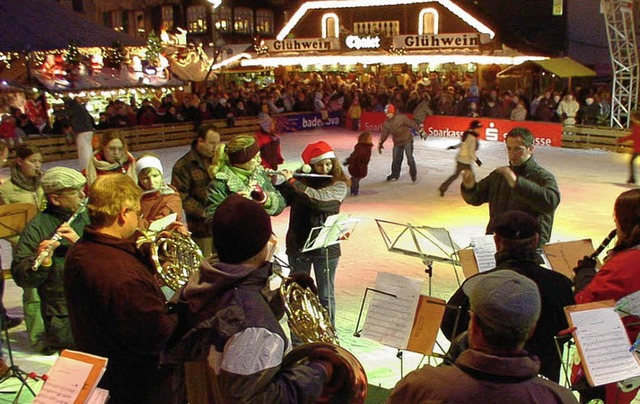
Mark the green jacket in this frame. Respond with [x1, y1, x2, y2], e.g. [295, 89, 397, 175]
[461, 156, 560, 246]
[206, 165, 285, 218]
[12, 204, 89, 319]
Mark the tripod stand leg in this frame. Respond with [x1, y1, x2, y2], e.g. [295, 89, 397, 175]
[0, 316, 37, 400]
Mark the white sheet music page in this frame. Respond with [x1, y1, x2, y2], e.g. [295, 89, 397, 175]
[34, 356, 92, 403]
[471, 235, 496, 273]
[360, 272, 422, 349]
[570, 307, 640, 386]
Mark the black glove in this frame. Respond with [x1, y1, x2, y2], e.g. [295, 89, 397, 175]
[447, 145, 456, 150]
[286, 272, 318, 295]
[573, 255, 597, 293]
[419, 128, 428, 140]
[250, 185, 267, 204]
[476, 158, 483, 166]
[377, 143, 383, 154]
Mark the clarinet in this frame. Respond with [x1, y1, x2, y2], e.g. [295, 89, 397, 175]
[32, 199, 88, 271]
[589, 229, 617, 260]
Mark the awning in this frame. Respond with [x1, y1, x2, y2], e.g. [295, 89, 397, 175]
[497, 57, 596, 79]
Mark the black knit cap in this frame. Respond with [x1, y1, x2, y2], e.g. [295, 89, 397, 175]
[212, 194, 272, 263]
[490, 210, 540, 240]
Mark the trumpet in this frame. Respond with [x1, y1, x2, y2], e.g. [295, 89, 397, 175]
[32, 199, 88, 271]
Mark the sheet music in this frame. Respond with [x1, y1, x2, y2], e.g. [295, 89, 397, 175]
[470, 235, 496, 273]
[148, 212, 178, 232]
[570, 307, 640, 386]
[361, 272, 422, 349]
[86, 387, 110, 404]
[303, 213, 359, 252]
[617, 291, 640, 318]
[34, 356, 92, 403]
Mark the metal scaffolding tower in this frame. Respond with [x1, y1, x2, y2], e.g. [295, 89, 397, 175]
[601, 0, 639, 128]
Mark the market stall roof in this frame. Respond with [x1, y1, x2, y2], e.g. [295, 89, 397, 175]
[0, 0, 145, 52]
[497, 57, 596, 78]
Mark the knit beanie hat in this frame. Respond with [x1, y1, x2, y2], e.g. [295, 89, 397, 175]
[301, 141, 335, 173]
[384, 104, 396, 114]
[213, 194, 272, 264]
[463, 270, 541, 337]
[135, 155, 164, 177]
[227, 135, 260, 165]
[41, 167, 86, 194]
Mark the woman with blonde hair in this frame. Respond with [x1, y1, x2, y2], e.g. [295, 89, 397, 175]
[84, 130, 136, 187]
[205, 134, 285, 218]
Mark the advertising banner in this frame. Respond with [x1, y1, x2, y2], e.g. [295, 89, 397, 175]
[360, 112, 563, 147]
[273, 112, 342, 133]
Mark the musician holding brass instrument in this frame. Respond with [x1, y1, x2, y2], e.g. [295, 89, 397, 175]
[205, 134, 285, 218]
[166, 195, 338, 403]
[11, 167, 88, 355]
[64, 174, 177, 403]
[573, 188, 640, 404]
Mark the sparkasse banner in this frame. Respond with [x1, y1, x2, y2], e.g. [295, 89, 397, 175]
[360, 112, 563, 147]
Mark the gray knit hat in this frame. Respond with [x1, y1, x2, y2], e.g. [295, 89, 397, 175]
[41, 167, 86, 194]
[463, 270, 541, 335]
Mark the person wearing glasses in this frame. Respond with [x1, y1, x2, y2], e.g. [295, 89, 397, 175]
[460, 127, 560, 247]
[64, 174, 177, 403]
[11, 167, 89, 355]
[84, 130, 137, 188]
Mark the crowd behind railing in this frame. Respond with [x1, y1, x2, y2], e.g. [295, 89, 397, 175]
[0, 70, 612, 150]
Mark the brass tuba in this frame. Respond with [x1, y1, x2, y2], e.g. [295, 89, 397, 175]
[275, 268, 368, 403]
[137, 228, 203, 291]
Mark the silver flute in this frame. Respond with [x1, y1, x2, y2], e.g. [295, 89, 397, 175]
[32, 199, 88, 271]
[264, 169, 333, 179]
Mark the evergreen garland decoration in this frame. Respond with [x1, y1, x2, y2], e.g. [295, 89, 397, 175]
[103, 41, 127, 68]
[66, 42, 82, 67]
[146, 32, 162, 66]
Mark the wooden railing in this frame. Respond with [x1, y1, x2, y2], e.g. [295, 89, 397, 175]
[24, 116, 262, 163]
[562, 125, 632, 152]
[15, 116, 636, 164]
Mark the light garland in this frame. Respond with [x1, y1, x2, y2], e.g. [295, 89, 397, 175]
[277, 0, 495, 41]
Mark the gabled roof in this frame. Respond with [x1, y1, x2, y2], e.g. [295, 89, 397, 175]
[277, 0, 495, 41]
[497, 57, 596, 79]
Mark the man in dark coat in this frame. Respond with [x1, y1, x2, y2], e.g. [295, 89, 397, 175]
[461, 127, 560, 246]
[64, 174, 177, 403]
[441, 211, 575, 382]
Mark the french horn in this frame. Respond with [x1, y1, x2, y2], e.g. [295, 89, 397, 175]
[275, 267, 368, 403]
[136, 228, 203, 291]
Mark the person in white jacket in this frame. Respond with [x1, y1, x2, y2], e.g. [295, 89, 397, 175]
[557, 93, 580, 125]
[439, 120, 482, 196]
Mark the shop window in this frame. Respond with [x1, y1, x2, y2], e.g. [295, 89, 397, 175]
[187, 5, 208, 33]
[109, 10, 124, 32]
[419, 8, 439, 35]
[234, 7, 254, 34]
[255, 9, 273, 35]
[322, 13, 339, 38]
[72, 0, 83, 12]
[162, 5, 174, 31]
[133, 11, 145, 38]
[216, 6, 232, 33]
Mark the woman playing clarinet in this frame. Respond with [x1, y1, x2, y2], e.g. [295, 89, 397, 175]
[574, 188, 640, 403]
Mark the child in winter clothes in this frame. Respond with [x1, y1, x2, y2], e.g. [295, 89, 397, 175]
[344, 131, 373, 196]
[136, 154, 183, 227]
[347, 97, 362, 131]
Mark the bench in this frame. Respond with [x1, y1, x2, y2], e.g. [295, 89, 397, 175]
[23, 116, 262, 163]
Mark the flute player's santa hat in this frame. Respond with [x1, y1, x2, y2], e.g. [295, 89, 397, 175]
[301, 141, 336, 173]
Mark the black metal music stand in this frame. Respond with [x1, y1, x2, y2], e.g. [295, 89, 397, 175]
[301, 213, 359, 322]
[375, 219, 462, 295]
[0, 203, 37, 240]
[0, 316, 38, 401]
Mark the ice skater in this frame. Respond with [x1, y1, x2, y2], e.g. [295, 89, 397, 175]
[439, 120, 482, 196]
[617, 111, 640, 184]
[377, 104, 426, 182]
[344, 131, 373, 195]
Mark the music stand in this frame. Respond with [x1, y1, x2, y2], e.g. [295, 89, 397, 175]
[0, 313, 37, 401]
[0, 203, 37, 240]
[0, 203, 39, 401]
[375, 219, 462, 295]
[301, 213, 359, 322]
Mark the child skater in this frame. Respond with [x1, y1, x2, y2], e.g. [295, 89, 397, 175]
[278, 141, 350, 328]
[344, 131, 373, 196]
[438, 120, 482, 196]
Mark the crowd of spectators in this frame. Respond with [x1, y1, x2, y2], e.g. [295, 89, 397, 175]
[0, 70, 613, 149]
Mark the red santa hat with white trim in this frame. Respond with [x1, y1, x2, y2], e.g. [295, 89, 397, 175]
[301, 141, 336, 173]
